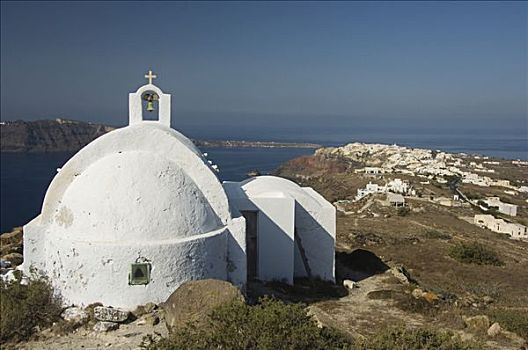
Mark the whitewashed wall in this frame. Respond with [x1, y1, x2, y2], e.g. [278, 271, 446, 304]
[24, 122, 246, 309]
[224, 176, 335, 284]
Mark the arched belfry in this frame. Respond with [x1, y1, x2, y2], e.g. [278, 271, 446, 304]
[128, 70, 172, 127]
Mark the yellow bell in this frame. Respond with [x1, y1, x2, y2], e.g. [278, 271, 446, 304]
[146, 101, 155, 112]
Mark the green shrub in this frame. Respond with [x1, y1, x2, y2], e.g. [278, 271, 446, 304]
[142, 297, 351, 350]
[356, 326, 485, 350]
[448, 242, 503, 266]
[424, 229, 452, 240]
[397, 207, 411, 217]
[0, 275, 62, 344]
[143, 298, 485, 350]
[465, 192, 483, 200]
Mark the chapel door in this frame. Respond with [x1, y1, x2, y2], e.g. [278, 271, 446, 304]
[241, 211, 258, 281]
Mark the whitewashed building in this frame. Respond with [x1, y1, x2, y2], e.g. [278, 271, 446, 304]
[224, 176, 335, 284]
[474, 215, 527, 240]
[355, 178, 414, 201]
[483, 197, 518, 216]
[22, 73, 335, 309]
[387, 193, 405, 207]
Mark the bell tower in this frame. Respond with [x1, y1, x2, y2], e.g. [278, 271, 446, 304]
[128, 70, 171, 127]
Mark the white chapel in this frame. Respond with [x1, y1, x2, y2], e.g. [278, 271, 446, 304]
[22, 72, 335, 309]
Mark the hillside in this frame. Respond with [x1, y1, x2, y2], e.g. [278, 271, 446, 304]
[0, 119, 320, 152]
[274, 143, 528, 348]
[0, 119, 115, 152]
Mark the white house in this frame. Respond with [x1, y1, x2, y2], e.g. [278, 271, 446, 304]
[483, 197, 517, 216]
[387, 193, 405, 207]
[386, 178, 415, 196]
[22, 73, 335, 310]
[355, 178, 415, 201]
[364, 167, 385, 175]
[474, 214, 527, 240]
[355, 182, 384, 200]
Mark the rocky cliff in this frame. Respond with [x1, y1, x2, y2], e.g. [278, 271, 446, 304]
[0, 119, 320, 152]
[0, 119, 115, 152]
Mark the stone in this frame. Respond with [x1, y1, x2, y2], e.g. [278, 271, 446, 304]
[462, 315, 490, 331]
[0, 227, 23, 246]
[1, 243, 23, 256]
[390, 266, 411, 284]
[132, 305, 147, 318]
[343, 279, 358, 290]
[307, 307, 324, 328]
[487, 322, 501, 337]
[94, 306, 129, 323]
[422, 292, 439, 304]
[144, 302, 157, 313]
[482, 296, 494, 304]
[93, 321, 119, 333]
[139, 313, 160, 326]
[2, 252, 23, 266]
[163, 279, 244, 334]
[1, 269, 17, 283]
[61, 307, 89, 324]
[411, 288, 424, 299]
[0, 259, 12, 268]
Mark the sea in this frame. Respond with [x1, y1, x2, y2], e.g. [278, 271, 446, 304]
[1, 128, 527, 233]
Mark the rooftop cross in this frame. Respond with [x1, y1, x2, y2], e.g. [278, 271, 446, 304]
[144, 70, 157, 85]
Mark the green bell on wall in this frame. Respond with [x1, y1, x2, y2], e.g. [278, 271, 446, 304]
[146, 100, 155, 112]
[143, 92, 159, 113]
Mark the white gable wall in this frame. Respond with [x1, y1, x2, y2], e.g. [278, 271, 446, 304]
[252, 197, 295, 284]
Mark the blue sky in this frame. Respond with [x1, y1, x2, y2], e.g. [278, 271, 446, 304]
[1, 1, 526, 138]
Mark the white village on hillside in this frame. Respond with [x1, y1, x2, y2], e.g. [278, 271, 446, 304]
[323, 142, 527, 241]
[19, 72, 336, 310]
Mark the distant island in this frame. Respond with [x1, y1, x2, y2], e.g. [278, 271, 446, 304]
[0, 119, 321, 152]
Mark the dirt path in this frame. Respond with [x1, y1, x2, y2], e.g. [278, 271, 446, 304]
[17, 319, 168, 350]
[358, 197, 375, 214]
[309, 272, 426, 339]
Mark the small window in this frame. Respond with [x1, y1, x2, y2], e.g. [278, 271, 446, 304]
[129, 262, 151, 285]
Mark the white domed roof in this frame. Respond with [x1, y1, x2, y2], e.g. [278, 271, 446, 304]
[41, 122, 232, 242]
[240, 176, 324, 208]
[55, 151, 221, 241]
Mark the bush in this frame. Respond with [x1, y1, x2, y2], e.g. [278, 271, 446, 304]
[487, 309, 528, 340]
[424, 229, 452, 240]
[397, 207, 411, 217]
[143, 297, 351, 350]
[356, 326, 485, 350]
[368, 289, 440, 317]
[143, 298, 485, 350]
[465, 192, 483, 200]
[0, 275, 62, 344]
[448, 242, 503, 266]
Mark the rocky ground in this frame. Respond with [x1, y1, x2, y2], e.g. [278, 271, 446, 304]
[17, 316, 167, 350]
[0, 227, 23, 271]
[273, 151, 528, 349]
[1, 220, 527, 349]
